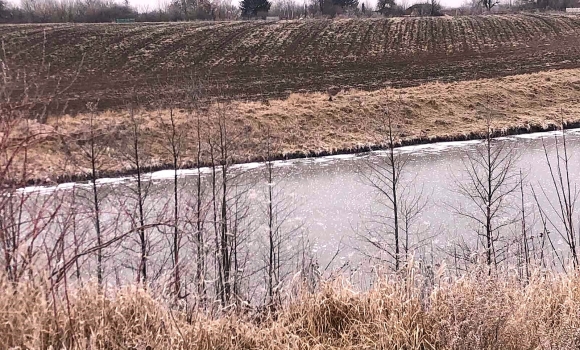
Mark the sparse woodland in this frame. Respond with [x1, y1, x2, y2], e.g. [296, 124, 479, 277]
[3, 19, 580, 350]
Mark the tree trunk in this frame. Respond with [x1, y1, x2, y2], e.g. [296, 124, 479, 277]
[90, 117, 103, 287]
[388, 117, 400, 271]
[133, 117, 147, 283]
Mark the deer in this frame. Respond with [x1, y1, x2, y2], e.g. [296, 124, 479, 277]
[327, 86, 341, 101]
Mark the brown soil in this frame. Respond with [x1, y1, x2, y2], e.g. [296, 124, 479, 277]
[17, 67, 580, 183]
[3, 15, 580, 113]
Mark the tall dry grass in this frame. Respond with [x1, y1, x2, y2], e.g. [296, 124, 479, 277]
[2, 266, 580, 349]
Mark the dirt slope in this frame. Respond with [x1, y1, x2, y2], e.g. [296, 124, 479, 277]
[3, 14, 580, 112]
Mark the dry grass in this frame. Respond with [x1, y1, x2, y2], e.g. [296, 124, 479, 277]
[2, 267, 580, 349]
[16, 67, 580, 182]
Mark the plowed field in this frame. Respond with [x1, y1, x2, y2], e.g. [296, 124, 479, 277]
[3, 14, 580, 111]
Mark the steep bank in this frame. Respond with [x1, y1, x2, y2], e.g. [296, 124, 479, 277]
[14, 68, 580, 183]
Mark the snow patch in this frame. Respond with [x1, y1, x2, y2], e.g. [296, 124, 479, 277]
[19, 128, 580, 194]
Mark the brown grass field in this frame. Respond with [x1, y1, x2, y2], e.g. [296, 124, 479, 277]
[3, 14, 580, 112]
[2, 266, 580, 349]
[18, 67, 580, 182]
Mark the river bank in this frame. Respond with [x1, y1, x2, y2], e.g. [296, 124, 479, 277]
[15, 68, 580, 185]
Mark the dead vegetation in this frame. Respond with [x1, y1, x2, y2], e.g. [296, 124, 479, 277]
[2, 265, 580, 349]
[14, 67, 580, 182]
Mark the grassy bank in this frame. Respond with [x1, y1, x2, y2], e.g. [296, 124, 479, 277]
[2, 267, 580, 349]
[16, 68, 580, 184]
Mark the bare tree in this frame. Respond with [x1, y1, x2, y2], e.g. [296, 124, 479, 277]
[194, 113, 206, 299]
[59, 103, 114, 286]
[519, 170, 530, 281]
[480, 0, 498, 10]
[115, 106, 157, 284]
[537, 124, 580, 269]
[214, 107, 252, 305]
[531, 185, 565, 271]
[58, 117, 129, 288]
[261, 128, 303, 306]
[130, 108, 148, 283]
[357, 107, 427, 271]
[88, 107, 103, 285]
[206, 113, 223, 303]
[218, 110, 231, 302]
[157, 106, 187, 296]
[399, 186, 429, 263]
[229, 182, 254, 304]
[451, 113, 519, 268]
[0, 116, 63, 282]
[265, 130, 278, 303]
[190, 111, 208, 302]
[0, 41, 88, 287]
[181, 109, 211, 306]
[205, 103, 255, 307]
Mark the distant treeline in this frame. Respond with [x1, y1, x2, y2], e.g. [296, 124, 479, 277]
[0, 0, 240, 23]
[0, 0, 577, 24]
[0, 0, 320, 23]
[0, 0, 370, 23]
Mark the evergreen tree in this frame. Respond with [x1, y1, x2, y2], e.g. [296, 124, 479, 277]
[240, 0, 271, 17]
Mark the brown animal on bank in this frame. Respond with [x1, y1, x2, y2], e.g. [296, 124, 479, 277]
[327, 86, 341, 101]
